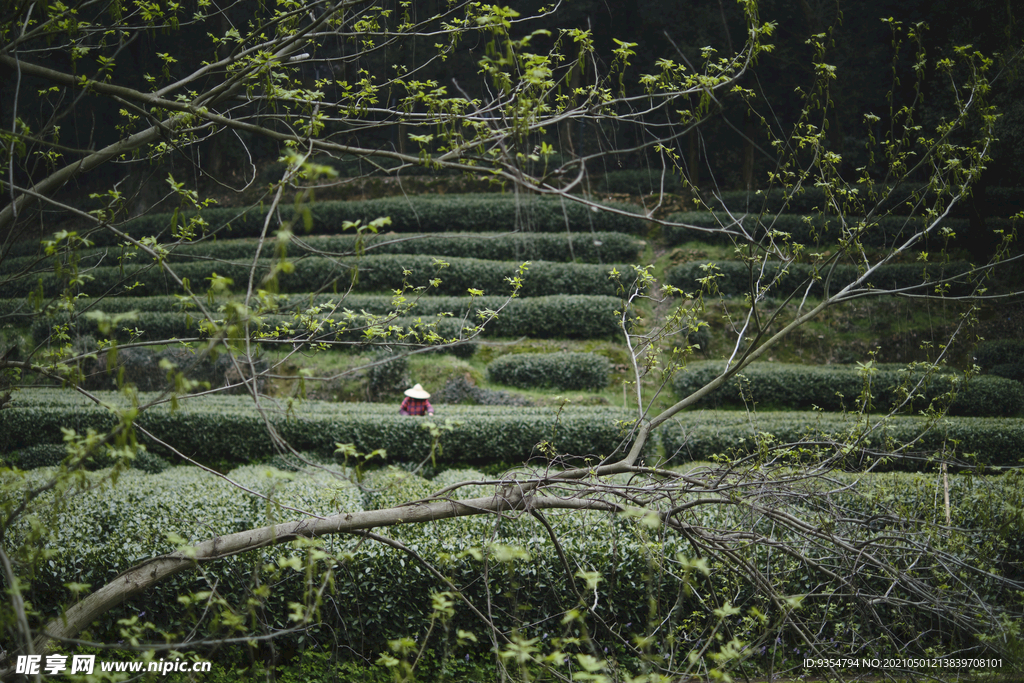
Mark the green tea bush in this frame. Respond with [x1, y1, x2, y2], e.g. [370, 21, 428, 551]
[667, 260, 976, 297]
[29, 311, 202, 346]
[10, 464, 1021, 662]
[25, 294, 625, 342]
[486, 352, 611, 391]
[132, 449, 172, 474]
[713, 185, 1024, 218]
[304, 194, 646, 235]
[662, 211, 967, 249]
[8, 254, 626, 299]
[2, 442, 169, 472]
[9, 195, 644, 254]
[830, 470, 1024, 572]
[0, 392, 638, 468]
[590, 169, 688, 195]
[0, 232, 639, 276]
[990, 363, 1024, 383]
[435, 375, 533, 406]
[2, 465, 695, 659]
[80, 347, 234, 392]
[386, 317, 479, 358]
[34, 310, 481, 357]
[973, 339, 1024, 378]
[4, 443, 67, 469]
[8, 465, 366, 644]
[311, 294, 629, 340]
[365, 351, 409, 399]
[482, 295, 626, 339]
[713, 188, 830, 215]
[671, 362, 1024, 417]
[660, 409, 1024, 468]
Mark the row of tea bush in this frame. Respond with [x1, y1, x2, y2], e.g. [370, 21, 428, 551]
[10, 463, 1021, 661]
[671, 361, 1024, 417]
[3, 195, 646, 257]
[0, 231, 641, 276]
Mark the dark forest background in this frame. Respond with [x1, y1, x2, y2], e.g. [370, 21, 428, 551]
[2, 0, 1022, 214]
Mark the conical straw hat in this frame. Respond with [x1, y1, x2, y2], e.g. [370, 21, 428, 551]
[404, 383, 430, 399]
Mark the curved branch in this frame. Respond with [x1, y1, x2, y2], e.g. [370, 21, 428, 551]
[24, 493, 618, 662]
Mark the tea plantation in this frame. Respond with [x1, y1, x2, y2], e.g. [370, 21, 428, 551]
[3, 189, 1023, 678]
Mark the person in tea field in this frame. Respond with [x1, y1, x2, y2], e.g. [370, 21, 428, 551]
[399, 383, 434, 416]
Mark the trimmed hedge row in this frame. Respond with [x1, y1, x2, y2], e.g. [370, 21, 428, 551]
[713, 186, 1024, 218]
[0, 464, 729, 657]
[6, 254, 626, 299]
[590, 169, 688, 195]
[972, 339, 1024, 383]
[667, 259, 978, 297]
[0, 393, 638, 468]
[672, 362, 1024, 417]
[662, 211, 970, 249]
[23, 294, 625, 342]
[0, 195, 645, 257]
[989, 363, 1024, 383]
[29, 310, 480, 357]
[0, 232, 640, 276]
[486, 352, 611, 391]
[12, 463, 1023, 660]
[660, 410, 1024, 468]
[334, 295, 626, 340]
[0, 442, 170, 473]
[973, 339, 1024, 368]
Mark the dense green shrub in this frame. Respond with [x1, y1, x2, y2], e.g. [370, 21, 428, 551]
[306, 230, 640, 263]
[8, 465, 368, 645]
[0, 391, 638, 468]
[31, 311, 480, 358]
[990, 363, 1024, 383]
[671, 362, 1024, 417]
[0, 232, 640, 276]
[131, 449, 172, 473]
[382, 317, 479, 358]
[2, 442, 169, 472]
[77, 347, 238, 392]
[486, 352, 611, 391]
[973, 339, 1024, 371]
[4, 443, 67, 469]
[667, 260, 977, 297]
[300, 195, 645, 235]
[659, 409, 1024, 468]
[712, 185, 1024, 218]
[1, 195, 643, 255]
[663, 211, 968, 249]
[590, 169, 688, 195]
[10, 463, 1022, 662]
[29, 311, 202, 346]
[7, 254, 626, 299]
[435, 375, 534, 406]
[364, 351, 409, 400]
[23, 294, 625, 342]
[381, 295, 626, 339]
[711, 186, 898, 216]
[0, 465, 697, 658]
